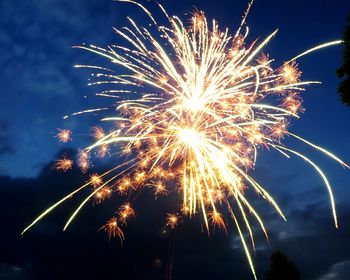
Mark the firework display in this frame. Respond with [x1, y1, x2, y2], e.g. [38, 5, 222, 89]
[22, 1, 348, 278]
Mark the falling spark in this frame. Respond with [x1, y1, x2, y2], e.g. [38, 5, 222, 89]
[77, 150, 90, 173]
[101, 217, 125, 242]
[118, 203, 135, 225]
[153, 181, 168, 196]
[209, 211, 227, 233]
[166, 213, 179, 229]
[90, 173, 103, 187]
[56, 129, 72, 143]
[94, 186, 112, 204]
[22, 1, 348, 278]
[54, 155, 73, 172]
[92, 126, 105, 140]
[97, 144, 110, 158]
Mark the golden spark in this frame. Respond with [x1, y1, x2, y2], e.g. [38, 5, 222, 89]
[166, 213, 179, 229]
[54, 155, 73, 172]
[56, 129, 72, 143]
[101, 217, 125, 242]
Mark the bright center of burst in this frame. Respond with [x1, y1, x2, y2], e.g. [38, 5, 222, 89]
[178, 129, 201, 146]
[184, 97, 204, 112]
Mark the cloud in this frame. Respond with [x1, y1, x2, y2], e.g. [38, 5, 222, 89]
[0, 149, 248, 280]
[317, 260, 350, 280]
[1, 149, 350, 280]
[0, 264, 25, 280]
[0, 263, 35, 280]
[0, 0, 125, 178]
[0, 120, 14, 157]
[0, 120, 15, 175]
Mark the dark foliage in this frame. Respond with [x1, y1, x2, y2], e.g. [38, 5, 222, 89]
[337, 16, 350, 106]
[265, 251, 301, 280]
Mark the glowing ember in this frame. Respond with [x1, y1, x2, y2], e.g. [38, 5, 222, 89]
[54, 155, 73, 172]
[166, 213, 179, 229]
[56, 129, 72, 143]
[101, 217, 125, 242]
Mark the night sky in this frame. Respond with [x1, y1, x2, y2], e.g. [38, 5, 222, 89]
[1, 0, 350, 279]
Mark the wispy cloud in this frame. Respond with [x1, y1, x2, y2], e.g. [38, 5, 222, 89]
[317, 260, 350, 280]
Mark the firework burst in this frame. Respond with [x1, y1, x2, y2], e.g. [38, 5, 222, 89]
[54, 155, 74, 172]
[22, 1, 348, 278]
[56, 128, 72, 143]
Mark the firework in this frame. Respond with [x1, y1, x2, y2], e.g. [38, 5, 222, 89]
[56, 129, 72, 143]
[22, 1, 348, 278]
[118, 203, 135, 225]
[77, 150, 90, 173]
[101, 217, 125, 242]
[94, 186, 112, 204]
[54, 155, 73, 172]
[166, 213, 179, 229]
[92, 126, 106, 140]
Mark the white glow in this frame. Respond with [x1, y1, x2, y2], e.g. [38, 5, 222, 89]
[178, 129, 201, 146]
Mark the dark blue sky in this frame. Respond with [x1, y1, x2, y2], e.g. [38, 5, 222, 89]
[1, 0, 350, 279]
[1, 0, 350, 179]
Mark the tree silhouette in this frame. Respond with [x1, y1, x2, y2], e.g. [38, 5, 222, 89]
[337, 16, 350, 106]
[265, 251, 301, 280]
